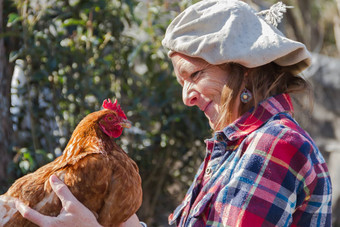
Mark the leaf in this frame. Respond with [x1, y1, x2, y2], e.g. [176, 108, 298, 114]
[9, 49, 23, 63]
[62, 18, 86, 27]
[8, 13, 20, 24]
[127, 42, 144, 67]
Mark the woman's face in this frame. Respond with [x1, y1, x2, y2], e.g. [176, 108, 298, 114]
[171, 53, 235, 130]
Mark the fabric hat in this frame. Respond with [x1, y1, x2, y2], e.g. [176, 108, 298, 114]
[162, 0, 312, 75]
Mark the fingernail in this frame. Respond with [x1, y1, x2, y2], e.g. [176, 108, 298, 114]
[50, 175, 58, 184]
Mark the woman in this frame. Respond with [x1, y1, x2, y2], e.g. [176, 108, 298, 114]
[17, 0, 332, 226]
[161, 1, 332, 226]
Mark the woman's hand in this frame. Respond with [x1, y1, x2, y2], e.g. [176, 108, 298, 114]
[15, 175, 102, 227]
[120, 214, 142, 227]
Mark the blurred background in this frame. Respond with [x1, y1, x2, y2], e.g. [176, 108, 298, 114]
[0, 0, 339, 226]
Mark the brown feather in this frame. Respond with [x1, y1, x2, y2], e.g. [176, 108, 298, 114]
[0, 108, 142, 227]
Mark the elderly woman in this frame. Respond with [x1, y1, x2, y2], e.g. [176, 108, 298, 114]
[17, 0, 332, 226]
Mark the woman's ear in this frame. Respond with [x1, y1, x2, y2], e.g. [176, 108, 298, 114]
[244, 70, 250, 77]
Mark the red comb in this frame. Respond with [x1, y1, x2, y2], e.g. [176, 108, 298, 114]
[102, 99, 127, 119]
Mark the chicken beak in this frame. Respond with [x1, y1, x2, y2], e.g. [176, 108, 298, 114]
[120, 118, 132, 129]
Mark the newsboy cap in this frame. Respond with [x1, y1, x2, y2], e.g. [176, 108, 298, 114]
[162, 0, 311, 74]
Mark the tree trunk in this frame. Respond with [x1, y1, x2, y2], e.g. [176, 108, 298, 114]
[335, 0, 340, 55]
[0, 0, 15, 192]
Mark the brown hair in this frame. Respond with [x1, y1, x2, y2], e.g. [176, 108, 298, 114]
[215, 62, 311, 131]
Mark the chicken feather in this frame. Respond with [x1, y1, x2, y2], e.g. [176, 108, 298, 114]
[0, 99, 142, 227]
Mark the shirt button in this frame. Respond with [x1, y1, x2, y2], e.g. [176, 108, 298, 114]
[216, 134, 224, 141]
[205, 167, 212, 176]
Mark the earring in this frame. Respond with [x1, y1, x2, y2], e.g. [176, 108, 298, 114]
[240, 88, 253, 103]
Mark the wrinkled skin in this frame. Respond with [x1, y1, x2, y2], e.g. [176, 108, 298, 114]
[171, 53, 241, 130]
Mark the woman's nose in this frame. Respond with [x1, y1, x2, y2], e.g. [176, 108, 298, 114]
[182, 84, 199, 106]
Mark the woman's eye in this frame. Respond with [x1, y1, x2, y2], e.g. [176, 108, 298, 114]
[190, 71, 201, 80]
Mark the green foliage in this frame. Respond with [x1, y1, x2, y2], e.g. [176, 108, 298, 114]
[14, 148, 54, 175]
[7, 0, 210, 224]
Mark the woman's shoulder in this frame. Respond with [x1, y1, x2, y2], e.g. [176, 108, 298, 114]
[245, 112, 319, 159]
[237, 112, 329, 185]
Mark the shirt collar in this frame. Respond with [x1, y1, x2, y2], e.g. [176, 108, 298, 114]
[220, 93, 294, 141]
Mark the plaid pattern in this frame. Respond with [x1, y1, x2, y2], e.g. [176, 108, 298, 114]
[169, 93, 332, 226]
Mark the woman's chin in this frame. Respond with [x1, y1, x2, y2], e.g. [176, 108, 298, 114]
[208, 118, 218, 131]
[209, 122, 215, 130]
[204, 104, 219, 130]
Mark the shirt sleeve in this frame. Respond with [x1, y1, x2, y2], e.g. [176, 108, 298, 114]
[218, 125, 331, 226]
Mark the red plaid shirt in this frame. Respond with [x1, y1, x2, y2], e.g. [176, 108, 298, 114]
[169, 93, 332, 226]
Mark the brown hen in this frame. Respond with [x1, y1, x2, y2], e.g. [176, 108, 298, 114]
[0, 99, 142, 227]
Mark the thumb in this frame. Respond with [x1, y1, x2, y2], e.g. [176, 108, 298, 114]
[49, 175, 78, 208]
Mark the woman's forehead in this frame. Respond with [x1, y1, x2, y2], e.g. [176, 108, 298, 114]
[171, 52, 206, 63]
[171, 53, 210, 71]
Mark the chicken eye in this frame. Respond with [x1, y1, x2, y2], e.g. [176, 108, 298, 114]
[107, 115, 114, 121]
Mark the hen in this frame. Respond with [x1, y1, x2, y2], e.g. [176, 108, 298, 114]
[0, 99, 142, 227]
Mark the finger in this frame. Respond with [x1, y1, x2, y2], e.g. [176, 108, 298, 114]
[15, 200, 50, 226]
[122, 214, 140, 227]
[49, 175, 79, 208]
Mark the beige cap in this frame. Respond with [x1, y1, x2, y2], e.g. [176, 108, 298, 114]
[162, 0, 311, 75]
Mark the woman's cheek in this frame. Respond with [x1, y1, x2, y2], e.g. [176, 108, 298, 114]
[199, 80, 224, 97]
